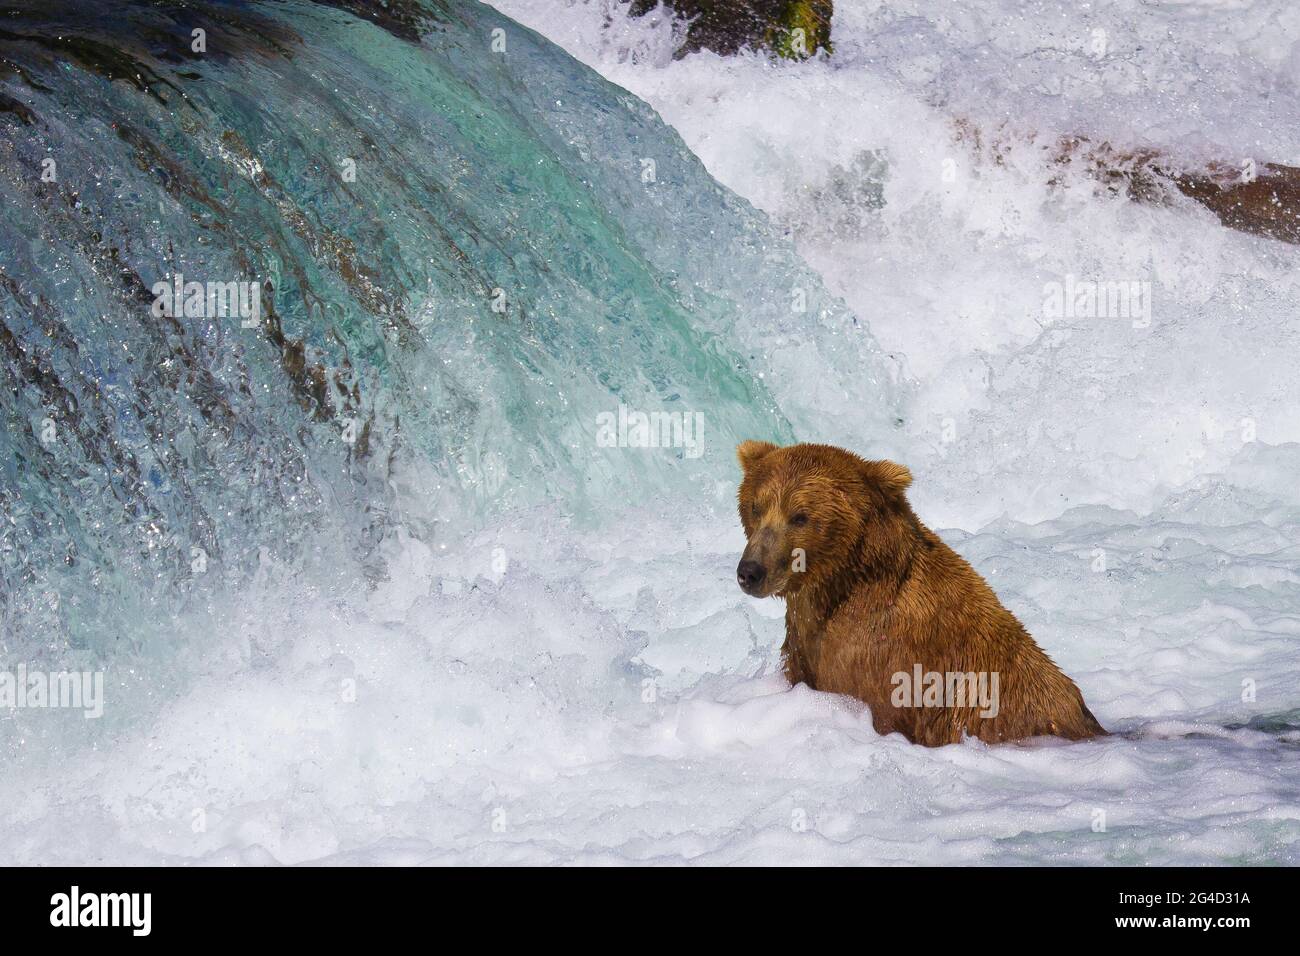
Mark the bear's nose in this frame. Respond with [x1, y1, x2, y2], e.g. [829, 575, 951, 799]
[736, 560, 766, 592]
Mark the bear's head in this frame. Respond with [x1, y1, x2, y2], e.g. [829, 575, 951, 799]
[734, 440, 914, 598]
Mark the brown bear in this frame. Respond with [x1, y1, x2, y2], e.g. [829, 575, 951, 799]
[735, 440, 1107, 747]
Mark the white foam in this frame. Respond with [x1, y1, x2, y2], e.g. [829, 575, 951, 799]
[3, 450, 1298, 863]
[492, 0, 1300, 528]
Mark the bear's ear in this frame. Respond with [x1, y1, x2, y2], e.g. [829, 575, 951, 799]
[736, 440, 778, 472]
[863, 459, 912, 494]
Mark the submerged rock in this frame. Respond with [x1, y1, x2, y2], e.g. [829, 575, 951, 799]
[629, 0, 832, 59]
[1065, 142, 1300, 246]
[961, 122, 1300, 247]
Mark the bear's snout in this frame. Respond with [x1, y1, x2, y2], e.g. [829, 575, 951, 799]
[737, 525, 786, 597]
[736, 559, 767, 594]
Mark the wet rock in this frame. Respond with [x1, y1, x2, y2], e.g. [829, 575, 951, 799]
[629, 0, 832, 60]
[961, 122, 1300, 246]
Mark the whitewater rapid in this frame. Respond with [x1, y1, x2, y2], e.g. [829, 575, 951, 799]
[1, 0, 1297, 864]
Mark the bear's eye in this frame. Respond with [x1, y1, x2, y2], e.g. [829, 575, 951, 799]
[751, 503, 761, 518]
[790, 512, 809, 527]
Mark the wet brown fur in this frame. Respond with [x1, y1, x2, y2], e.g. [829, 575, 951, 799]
[736, 440, 1107, 747]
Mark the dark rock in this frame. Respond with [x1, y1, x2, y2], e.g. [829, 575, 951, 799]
[1065, 140, 1300, 245]
[629, 0, 832, 59]
[966, 124, 1300, 247]
[1172, 163, 1300, 245]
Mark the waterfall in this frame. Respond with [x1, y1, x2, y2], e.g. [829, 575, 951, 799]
[0, 0, 901, 654]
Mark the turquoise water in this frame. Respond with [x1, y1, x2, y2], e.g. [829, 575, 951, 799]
[0, 0, 898, 655]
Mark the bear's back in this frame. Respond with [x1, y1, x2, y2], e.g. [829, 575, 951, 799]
[812, 529, 1105, 745]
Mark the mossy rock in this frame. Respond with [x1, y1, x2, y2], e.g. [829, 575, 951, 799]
[629, 0, 833, 60]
